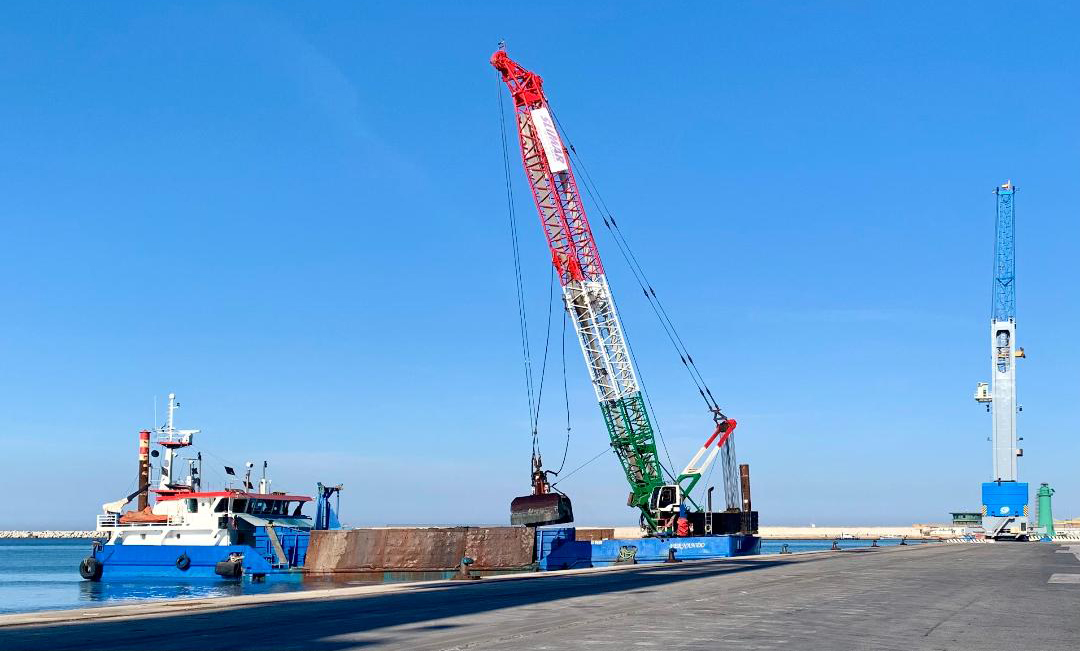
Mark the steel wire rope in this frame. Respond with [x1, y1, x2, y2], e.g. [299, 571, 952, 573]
[537, 111, 688, 481]
[530, 267, 557, 437]
[553, 309, 572, 475]
[551, 111, 722, 413]
[605, 288, 678, 483]
[541, 112, 683, 480]
[593, 201, 713, 409]
[603, 211, 713, 410]
[497, 70, 541, 465]
[551, 444, 613, 488]
[193, 445, 244, 491]
[112, 474, 139, 507]
[609, 219, 721, 410]
[552, 111, 742, 503]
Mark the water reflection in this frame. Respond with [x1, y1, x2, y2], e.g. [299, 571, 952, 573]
[79, 578, 274, 604]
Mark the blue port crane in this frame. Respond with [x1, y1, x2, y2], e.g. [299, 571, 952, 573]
[973, 181, 1028, 539]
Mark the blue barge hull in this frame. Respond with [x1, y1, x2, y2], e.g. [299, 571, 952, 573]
[91, 544, 286, 580]
[537, 528, 760, 570]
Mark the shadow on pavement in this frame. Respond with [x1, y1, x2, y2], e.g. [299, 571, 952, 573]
[0, 557, 799, 650]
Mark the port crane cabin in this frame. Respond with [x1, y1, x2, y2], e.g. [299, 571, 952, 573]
[493, 49, 756, 538]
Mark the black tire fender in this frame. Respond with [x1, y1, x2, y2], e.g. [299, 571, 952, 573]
[176, 553, 191, 571]
[214, 560, 242, 578]
[79, 557, 102, 581]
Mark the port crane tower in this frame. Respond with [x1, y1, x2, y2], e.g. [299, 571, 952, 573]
[973, 181, 1028, 540]
[493, 49, 748, 535]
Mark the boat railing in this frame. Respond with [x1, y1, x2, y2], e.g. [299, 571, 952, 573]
[96, 514, 182, 529]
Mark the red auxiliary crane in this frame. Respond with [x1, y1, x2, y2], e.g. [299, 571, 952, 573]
[494, 49, 746, 535]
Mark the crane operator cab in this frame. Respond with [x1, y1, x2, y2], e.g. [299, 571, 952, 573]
[649, 484, 683, 516]
[646, 484, 690, 534]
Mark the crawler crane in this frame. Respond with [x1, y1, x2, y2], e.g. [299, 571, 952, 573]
[494, 49, 753, 536]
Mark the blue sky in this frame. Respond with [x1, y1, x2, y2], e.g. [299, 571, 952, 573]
[1, 2, 1077, 529]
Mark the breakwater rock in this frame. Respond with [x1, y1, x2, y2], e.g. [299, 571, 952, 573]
[0, 531, 105, 539]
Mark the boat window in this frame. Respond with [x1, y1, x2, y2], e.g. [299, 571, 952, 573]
[231, 499, 247, 513]
[214, 499, 227, 513]
[292, 502, 303, 516]
[185, 498, 198, 513]
[249, 499, 268, 515]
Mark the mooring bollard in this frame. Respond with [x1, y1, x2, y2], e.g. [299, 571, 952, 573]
[665, 547, 681, 563]
[780, 543, 791, 555]
[452, 556, 480, 580]
[831, 540, 840, 551]
[899, 536, 907, 546]
[615, 545, 638, 565]
[871, 539, 879, 547]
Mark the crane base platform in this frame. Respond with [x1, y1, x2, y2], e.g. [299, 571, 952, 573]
[510, 493, 574, 527]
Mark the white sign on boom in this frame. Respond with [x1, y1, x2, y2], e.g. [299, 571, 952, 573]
[530, 107, 569, 173]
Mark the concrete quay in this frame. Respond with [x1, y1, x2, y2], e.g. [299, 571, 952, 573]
[2, 542, 1079, 650]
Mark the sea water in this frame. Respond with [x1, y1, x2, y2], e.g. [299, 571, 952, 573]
[760, 537, 925, 554]
[0, 539, 321, 614]
[0, 537, 924, 614]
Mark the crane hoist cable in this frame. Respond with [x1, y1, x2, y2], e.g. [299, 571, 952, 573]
[499, 68, 566, 484]
[498, 70, 541, 463]
[553, 309, 573, 475]
[531, 267, 558, 455]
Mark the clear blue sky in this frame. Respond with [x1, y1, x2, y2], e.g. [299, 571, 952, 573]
[1, 2, 1076, 529]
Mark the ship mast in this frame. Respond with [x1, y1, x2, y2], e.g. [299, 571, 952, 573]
[156, 393, 199, 490]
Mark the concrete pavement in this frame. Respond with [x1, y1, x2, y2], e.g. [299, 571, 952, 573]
[2, 542, 1078, 650]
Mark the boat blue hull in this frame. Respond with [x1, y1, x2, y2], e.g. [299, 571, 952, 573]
[537, 528, 760, 570]
[91, 544, 284, 580]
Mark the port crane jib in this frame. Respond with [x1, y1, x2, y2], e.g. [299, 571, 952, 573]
[493, 49, 743, 534]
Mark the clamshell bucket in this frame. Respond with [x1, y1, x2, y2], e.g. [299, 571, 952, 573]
[510, 492, 574, 527]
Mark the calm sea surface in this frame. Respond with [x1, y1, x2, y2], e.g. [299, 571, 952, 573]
[0, 537, 924, 614]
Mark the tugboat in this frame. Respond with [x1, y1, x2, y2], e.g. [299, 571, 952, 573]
[79, 393, 341, 581]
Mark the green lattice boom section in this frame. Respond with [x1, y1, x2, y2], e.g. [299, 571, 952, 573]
[601, 392, 662, 528]
[600, 392, 708, 531]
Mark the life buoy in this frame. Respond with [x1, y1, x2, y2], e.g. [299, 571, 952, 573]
[79, 557, 102, 581]
[176, 553, 191, 571]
